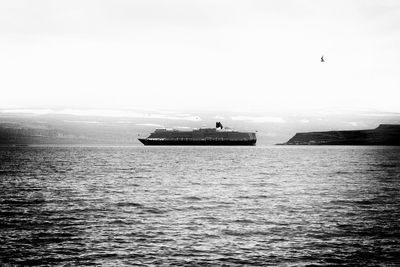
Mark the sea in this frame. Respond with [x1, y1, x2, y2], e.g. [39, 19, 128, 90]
[0, 146, 399, 266]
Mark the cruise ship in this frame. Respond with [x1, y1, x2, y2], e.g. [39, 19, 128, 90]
[138, 122, 256, 146]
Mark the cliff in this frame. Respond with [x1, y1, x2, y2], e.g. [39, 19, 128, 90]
[282, 124, 400, 146]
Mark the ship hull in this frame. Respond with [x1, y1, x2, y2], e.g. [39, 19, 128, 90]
[138, 138, 256, 146]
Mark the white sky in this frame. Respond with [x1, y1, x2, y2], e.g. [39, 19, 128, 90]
[1, 0, 399, 113]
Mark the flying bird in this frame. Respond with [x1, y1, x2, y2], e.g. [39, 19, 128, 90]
[321, 55, 325, 62]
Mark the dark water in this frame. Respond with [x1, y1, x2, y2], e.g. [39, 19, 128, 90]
[0, 146, 399, 266]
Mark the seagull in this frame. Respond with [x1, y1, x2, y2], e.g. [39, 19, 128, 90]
[321, 55, 325, 62]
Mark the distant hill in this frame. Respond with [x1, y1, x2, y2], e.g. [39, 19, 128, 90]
[0, 121, 140, 145]
[281, 124, 400, 146]
[1, 109, 400, 145]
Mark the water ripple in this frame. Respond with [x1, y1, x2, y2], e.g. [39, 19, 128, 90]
[0, 146, 399, 266]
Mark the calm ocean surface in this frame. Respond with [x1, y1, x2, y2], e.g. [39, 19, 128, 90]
[0, 146, 399, 266]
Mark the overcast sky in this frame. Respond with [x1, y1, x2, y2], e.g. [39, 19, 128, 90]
[1, 0, 399, 114]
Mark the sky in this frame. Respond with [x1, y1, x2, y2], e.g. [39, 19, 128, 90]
[1, 0, 400, 114]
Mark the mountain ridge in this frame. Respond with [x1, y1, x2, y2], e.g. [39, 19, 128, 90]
[281, 124, 400, 146]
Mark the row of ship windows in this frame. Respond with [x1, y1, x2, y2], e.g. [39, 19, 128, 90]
[148, 138, 254, 141]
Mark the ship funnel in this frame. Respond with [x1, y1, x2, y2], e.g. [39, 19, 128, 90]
[216, 122, 223, 129]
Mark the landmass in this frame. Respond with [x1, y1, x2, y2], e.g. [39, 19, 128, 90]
[0, 121, 139, 145]
[281, 124, 400, 145]
[1, 110, 400, 146]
